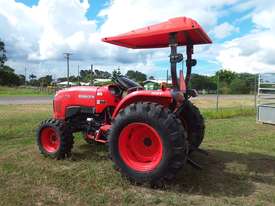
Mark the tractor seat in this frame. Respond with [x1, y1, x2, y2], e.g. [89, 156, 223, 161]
[116, 76, 143, 91]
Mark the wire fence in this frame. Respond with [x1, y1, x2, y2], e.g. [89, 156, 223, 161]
[192, 73, 258, 111]
[191, 94, 256, 110]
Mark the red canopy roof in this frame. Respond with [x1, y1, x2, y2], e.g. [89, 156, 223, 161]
[102, 17, 212, 49]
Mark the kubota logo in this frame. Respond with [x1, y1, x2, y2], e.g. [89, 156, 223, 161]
[78, 95, 95, 99]
[150, 92, 163, 95]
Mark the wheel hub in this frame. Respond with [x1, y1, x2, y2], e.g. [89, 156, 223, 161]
[118, 123, 163, 172]
[50, 134, 57, 143]
[40, 127, 61, 153]
[143, 137, 152, 147]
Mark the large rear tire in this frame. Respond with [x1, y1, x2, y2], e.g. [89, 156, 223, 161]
[179, 100, 205, 149]
[109, 102, 188, 185]
[36, 119, 74, 159]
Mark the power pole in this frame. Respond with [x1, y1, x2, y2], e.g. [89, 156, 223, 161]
[24, 65, 27, 86]
[78, 64, 80, 86]
[64, 53, 72, 87]
[216, 71, 220, 111]
[90, 64, 94, 86]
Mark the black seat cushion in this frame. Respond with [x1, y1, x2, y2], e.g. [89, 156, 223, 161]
[116, 76, 142, 90]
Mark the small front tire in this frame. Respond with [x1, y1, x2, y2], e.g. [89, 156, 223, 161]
[36, 119, 74, 159]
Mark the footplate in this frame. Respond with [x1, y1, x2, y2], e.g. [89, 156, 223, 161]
[187, 146, 208, 170]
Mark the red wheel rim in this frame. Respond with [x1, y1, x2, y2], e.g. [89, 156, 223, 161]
[40, 127, 61, 153]
[118, 123, 163, 172]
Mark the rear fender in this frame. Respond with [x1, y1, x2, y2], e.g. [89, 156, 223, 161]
[112, 90, 173, 118]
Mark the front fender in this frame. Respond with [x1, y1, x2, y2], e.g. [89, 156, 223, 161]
[112, 90, 173, 118]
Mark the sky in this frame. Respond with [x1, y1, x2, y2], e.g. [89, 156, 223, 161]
[0, 0, 275, 80]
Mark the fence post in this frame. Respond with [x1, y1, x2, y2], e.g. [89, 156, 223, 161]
[254, 74, 257, 111]
[216, 72, 220, 111]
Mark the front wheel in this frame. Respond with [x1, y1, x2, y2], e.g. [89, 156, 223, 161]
[36, 119, 74, 159]
[109, 102, 188, 185]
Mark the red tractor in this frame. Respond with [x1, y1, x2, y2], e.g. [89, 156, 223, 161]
[37, 17, 212, 185]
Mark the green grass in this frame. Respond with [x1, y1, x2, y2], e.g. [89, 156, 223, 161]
[0, 105, 275, 206]
[0, 86, 53, 96]
[202, 107, 256, 119]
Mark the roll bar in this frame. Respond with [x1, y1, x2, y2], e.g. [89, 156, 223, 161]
[169, 32, 195, 91]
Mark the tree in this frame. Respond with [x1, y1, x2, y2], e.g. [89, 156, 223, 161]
[29, 74, 37, 80]
[149, 76, 155, 80]
[112, 70, 118, 80]
[80, 69, 89, 81]
[213, 69, 238, 94]
[239, 73, 256, 93]
[79, 68, 112, 82]
[19, 74, 26, 85]
[229, 78, 249, 94]
[0, 65, 21, 86]
[117, 67, 121, 76]
[229, 73, 256, 94]
[0, 39, 7, 68]
[126, 70, 147, 82]
[38, 75, 53, 87]
[0, 65, 13, 73]
[29, 79, 40, 86]
[57, 77, 67, 82]
[190, 73, 216, 92]
[94, 69, 111, 79]
[0, 40, 22, 86]
[112, 68, 122, 80]
[215, 69, 237, 85]
[69, 75, 78, 82]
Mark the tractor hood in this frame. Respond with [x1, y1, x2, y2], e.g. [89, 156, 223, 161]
[102, 17, 212, 49]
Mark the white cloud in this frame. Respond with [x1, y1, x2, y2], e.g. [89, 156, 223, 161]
[252, 9, 275, 31]
[211, 22, 239, 39]
[216, 0, 275, 73]
[98, 0, 239, 36]
[1, 0, 236, 77]
[0, 0, 99, 61]
[1, 0, 275, 78]
[217, 31, 275, 73]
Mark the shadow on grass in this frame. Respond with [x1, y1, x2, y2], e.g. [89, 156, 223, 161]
[71, 142, 109, 162]
[166, 149, 275, 197]
[71, 142, 275, 197]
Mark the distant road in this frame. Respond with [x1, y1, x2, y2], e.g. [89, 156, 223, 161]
[0, 96, 53, 105]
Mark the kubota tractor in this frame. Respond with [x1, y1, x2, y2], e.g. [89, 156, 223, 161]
[37, 17, 212, 185]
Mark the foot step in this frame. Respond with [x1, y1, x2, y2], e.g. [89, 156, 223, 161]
[196, 148, 208, 156]
[190, 145, 208, 156]
[187, 157, 202, 170]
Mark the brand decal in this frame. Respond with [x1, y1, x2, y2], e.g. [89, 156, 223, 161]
[78, 95, 95, 99]
[150, 92, 163, 95]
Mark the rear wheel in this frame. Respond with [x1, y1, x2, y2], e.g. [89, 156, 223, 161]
[119, 122, 163, 172]
[109, 102, 188, 185]
[179, 100, 205, 150]
[36, 119, 74, 159]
